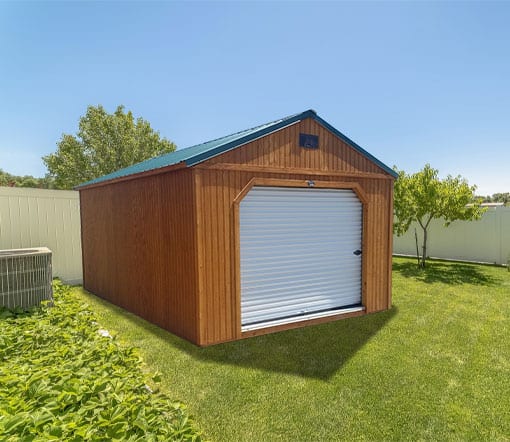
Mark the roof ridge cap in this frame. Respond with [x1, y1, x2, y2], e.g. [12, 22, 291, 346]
[178, 111, 306, 152]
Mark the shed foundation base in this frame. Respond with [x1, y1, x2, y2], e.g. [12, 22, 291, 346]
[240, 306, 366, 340]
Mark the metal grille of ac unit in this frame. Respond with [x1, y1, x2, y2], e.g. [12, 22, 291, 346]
[0, 248, 53, 309]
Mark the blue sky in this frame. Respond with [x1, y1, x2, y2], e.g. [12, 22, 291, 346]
[0, 1, 508, 195]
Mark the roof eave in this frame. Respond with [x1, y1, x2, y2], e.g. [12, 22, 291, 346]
[311, 114, 398, 179]
[76, 108, 397, 188]
[75, 161, 188, 191]
[184, 113, 311, 167]
[187, 109, 397, 179]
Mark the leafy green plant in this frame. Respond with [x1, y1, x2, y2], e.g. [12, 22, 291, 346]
[43, 105, 176, 189]
[393, 164, 486, 268]
[0, 280, 202, 441]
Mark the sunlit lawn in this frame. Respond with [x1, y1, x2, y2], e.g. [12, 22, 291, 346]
[75, 257, 510, 441]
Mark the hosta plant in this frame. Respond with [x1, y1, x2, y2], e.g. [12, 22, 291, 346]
[0, 280, 202, 441]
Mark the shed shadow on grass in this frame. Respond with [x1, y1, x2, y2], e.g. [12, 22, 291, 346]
[166, 307, 396, 381]
[82, 290, 397, 380]
[393, 260, 500, 286]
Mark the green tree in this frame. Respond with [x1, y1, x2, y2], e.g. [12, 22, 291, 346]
[43, 105, 176, 189]
[476, 193, 510, 205]
[0, 169, 54, 189]
[491, 192, 510, 205]
[393, 164, 486, 268]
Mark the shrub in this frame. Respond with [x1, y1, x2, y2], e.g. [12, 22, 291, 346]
[0, 280, 202, 441]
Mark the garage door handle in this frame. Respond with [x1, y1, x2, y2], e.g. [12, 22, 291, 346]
[353, 249, 362, 256]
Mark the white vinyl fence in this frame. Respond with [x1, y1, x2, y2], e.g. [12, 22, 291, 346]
[0, 187, 82, 284]
[0, 186, 507, 286]
[393, 206, 510, 265]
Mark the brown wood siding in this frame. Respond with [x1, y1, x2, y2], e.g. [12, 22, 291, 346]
[80, 169, 198, 343]
[194, 118, 393, 344]
[205, 118, 385, 175]
[80, 116, 393, 346]
[195, 169, 392, 345]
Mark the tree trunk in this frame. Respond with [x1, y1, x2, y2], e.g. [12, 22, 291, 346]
[421, 227, 428, 268]
[414, 228, 420, 266]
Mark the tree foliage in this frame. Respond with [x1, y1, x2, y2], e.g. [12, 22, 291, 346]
[477, 192, 510, 205]
[0, 169, 55, 189]
[393, 164, 486, 268]
[43, 105, 176, 189]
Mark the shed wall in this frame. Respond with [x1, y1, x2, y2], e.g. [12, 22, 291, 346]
[205, 117, 387, 176]
[195, 118, 393, 345]
[80, 169, 198, 342]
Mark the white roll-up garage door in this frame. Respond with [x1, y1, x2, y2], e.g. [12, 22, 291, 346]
[240, 186, 363, 330]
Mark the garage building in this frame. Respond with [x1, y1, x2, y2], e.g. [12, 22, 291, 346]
[77, 109, 397, 346]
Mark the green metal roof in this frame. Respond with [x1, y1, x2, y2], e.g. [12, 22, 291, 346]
[77, 109, 397, 188]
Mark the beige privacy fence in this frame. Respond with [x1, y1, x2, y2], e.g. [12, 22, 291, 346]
[393, 206, 510, 265]
[0, 187, 82, 284]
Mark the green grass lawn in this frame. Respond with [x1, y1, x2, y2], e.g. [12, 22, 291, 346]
[75, 257, 510, 441]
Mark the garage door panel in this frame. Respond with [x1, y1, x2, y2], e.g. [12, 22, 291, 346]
[244, 258, 352, 271]
[243, 294, 361, 324]
[242, 236, 361, 252]
[241, 214, 361, 224]
[241, 248, 359, 260]
[242, 268, 360, 286]
[243, 276, 361, 295]
[242, 285, 362, 307]
[242, 262, 361, 282]
[241, 235, 361, 247]
[243, 294, 361, 315]
[240, 186, 362, 328]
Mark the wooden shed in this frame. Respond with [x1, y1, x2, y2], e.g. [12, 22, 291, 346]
[77, 110, 397, 346]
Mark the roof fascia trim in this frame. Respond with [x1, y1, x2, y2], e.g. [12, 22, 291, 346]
[184, 110, 316, 167]
[76, 108, 397, 188]
[75, 161, 187, 190]
[311, 114, 398, 178]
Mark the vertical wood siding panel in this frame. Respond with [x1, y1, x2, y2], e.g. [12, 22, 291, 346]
[280, 130, 286, 168]
[369, 178, 378, 311]
[330, 138, 339, 171]
[233, 170, 242, 338]
[303, 119, 311, 170]
[318, 125, 326, 171]
[203, 171, 213, 343]
[288, 124, 295, 170]
[328, 130, 337, 171]
[240, 140, 247, 166]
[269, 131, 276, 167]
[223, 169, 233, 338]
[381, 181, 388, 310]
[219, 170, 227, 342]
[80, 169, 198, 343]
[204, 117, 384, 173]
[387, 183, 394, 309]
[194, 169, 206, 344]
[374, 181, 384, 310]
[261, 132, 270, 167]
[197, 166, 392, 344]
[379, 181, 389, 310]
[372, 179, 379, 311]
[380, 182, 388, 309]
[353, 142, 360, 173]
[212, 170, 221, 342]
